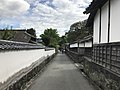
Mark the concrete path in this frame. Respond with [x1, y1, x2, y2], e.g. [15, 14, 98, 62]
[28, 53, 95, 90]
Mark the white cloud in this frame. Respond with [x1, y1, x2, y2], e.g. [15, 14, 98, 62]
[0, 0, 92, 37]
[0, 0, 30, 17]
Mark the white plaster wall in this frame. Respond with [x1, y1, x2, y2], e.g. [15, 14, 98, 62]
[110, 0, 120, 42]
[101, 2, 108, 43]
[70, 43, 78, 48]
[85, 41, 92, 47]
[79, 43, 84, 47]
[0, 49, 55, 83]
[93, 10, 100, 44]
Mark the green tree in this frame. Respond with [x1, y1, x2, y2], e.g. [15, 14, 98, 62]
[59, 36, 67, 46]
[66, 20, 93, 43]
[27, 28, 36, 37]
[58, 35, 68, 50]
[40, 28, 60, 48]
[0, 28, 15, 40]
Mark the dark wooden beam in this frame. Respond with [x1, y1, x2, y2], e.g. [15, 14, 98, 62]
[99, 8, 102, 43]
[108, 0, 111, 43]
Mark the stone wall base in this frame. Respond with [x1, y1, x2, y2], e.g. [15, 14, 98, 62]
[83, 58, 120, 90]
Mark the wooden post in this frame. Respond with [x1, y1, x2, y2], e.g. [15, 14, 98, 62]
[98, 44, 100, 64]
[77, 42, 79, 53]
[105, 45, 107, 67]
[109, 45, 112, 69]
[99, 8, 102, 43]
[102, 46, 104, 65]
[77, 42, 80, 61]
[108, 0, 111, 43]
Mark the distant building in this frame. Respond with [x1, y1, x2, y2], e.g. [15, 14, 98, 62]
[36, 38, 42, 43]
[0, 28, 36, 44]
[69, 35, 93, 53]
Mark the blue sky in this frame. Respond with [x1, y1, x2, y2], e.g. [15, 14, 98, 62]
[0, 0, 92, 36]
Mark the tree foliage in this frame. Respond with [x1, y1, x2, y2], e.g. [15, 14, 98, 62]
[59, 35, 67, 48]
[66, 20, 93, 43]
[26, 28, 36, 37]
[0, 29, 16, 40]
[40, 28, 60, 48]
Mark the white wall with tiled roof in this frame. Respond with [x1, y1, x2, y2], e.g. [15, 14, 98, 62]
[0, 49, 55, 83]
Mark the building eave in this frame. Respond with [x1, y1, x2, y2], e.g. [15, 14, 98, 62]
[78, 35, 93, 43]
[84, 0, 109, 27]
[84, 0, 108, 14]
[86, 11, 97, 27]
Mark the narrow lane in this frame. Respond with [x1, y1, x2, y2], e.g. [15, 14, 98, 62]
[28, 53, 95, 90]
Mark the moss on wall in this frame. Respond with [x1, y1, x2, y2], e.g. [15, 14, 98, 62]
[83, 59, 120, 90]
